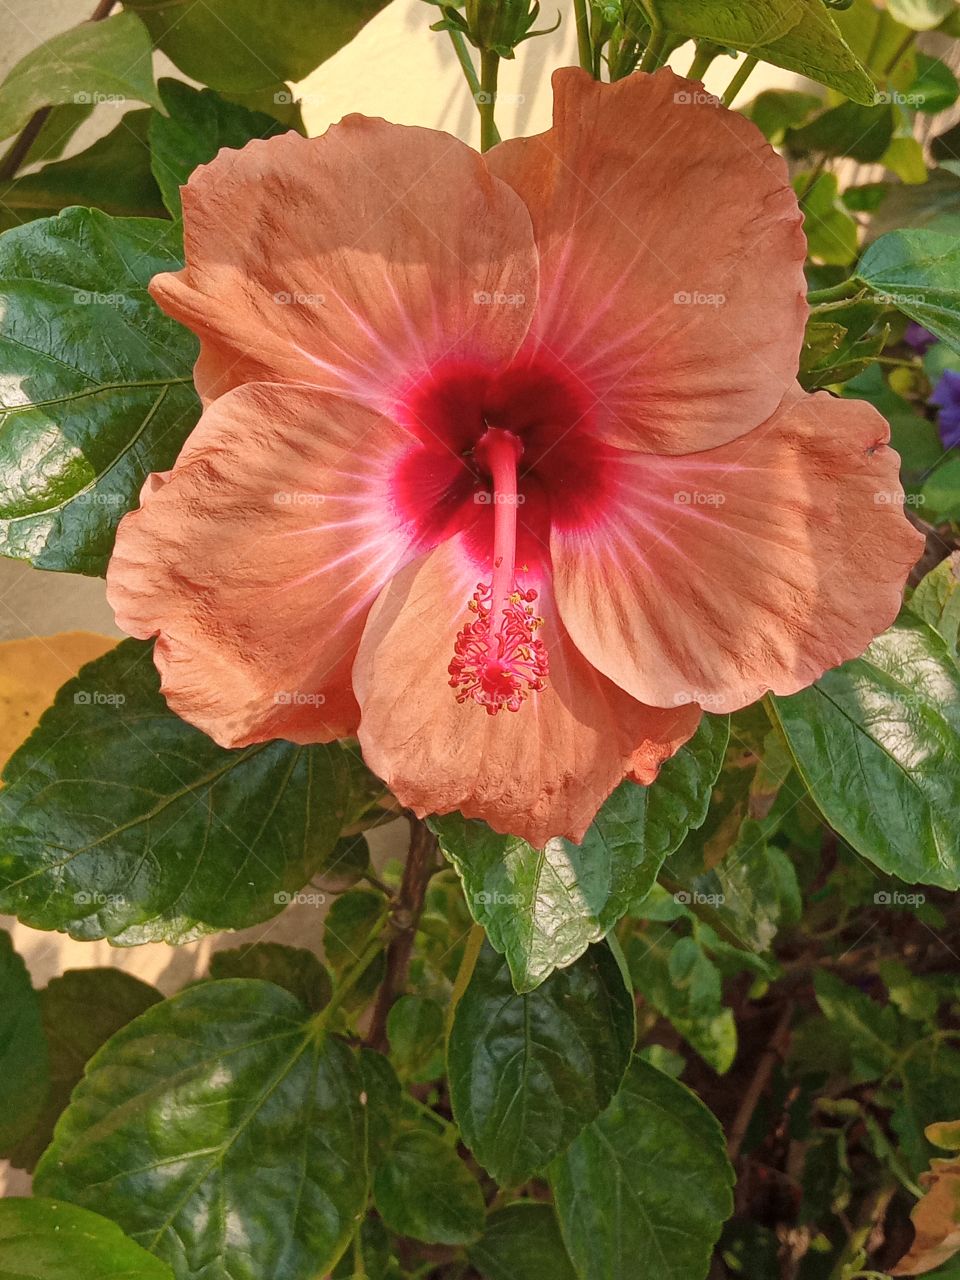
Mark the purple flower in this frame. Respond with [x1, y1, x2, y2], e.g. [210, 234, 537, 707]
[905, 322, 938, 354]
[932, 370, 960, 450]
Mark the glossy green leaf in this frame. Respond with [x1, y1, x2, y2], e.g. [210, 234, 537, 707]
[0, 929, 48, 1152]
[550, 1057, 735, 1280]
[467, 1203, 576, 1280]
[0, 111, 164, 231]
[35, 979, 367, 1280]
[0, 208, 199, 575]
[149, 79, 288, 219]
[0, 639, 363, 941]
[857, 229, 960, 353]
[208, 943, 332, 1012]
[373, 1130, 484, 1245]
[653, 0, 875, 102]
[124, 0, 392, 92]
[6, 967, 160, 1171]
[0, 1199, 174, 1280]
[448, 942, 634, 1186]
[433, 714, 728, 991]
[0, 13, 160, 141]
[769, 614, 960, 889]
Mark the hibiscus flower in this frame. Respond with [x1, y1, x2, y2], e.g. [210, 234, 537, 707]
[106, 68, 922, 846]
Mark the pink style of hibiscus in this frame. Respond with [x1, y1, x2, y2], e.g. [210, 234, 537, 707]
[106, 67, 923, 847]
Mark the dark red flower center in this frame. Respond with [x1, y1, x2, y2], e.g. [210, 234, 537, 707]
[390, 353, 614, 714]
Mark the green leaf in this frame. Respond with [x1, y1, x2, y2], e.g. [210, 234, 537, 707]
[745, 89, 823, 143]
[893, 1040, 960, 1175]
[467, 1203, 576, 1280]
[813, 971, 911, 1081]
[882, 136, 929, 185]
[373, 1130, 484, 1245]
[209, 943, 332, 1012]
[549, 1057, 735, 1280]
[324, 889, 387, 1008]
[654, 0, 875, 102]
[447, 941, 634, 1186]
[920, 455, 960, 521]
[798, 171, 859, 265]
[910, 52, 960, 113]
[0, 207, 199, 575]
[769, 614, 960, 889]
[331, 1215, 391, 1280]
[857, 229, 960, 354]
[358, 1048, 402, 1173]
[0, 111, 164, 231]
[386, 994, 445, 1080]
[6, 967, 160, 1171]
[0, 639, 363, 941]
[0, 13, 161, 141]
[0, 929, 48, 1151]
[149, 79, 288, 219]
[787, 101, 895, 162]
[625, 918, 737, 1073]
[124, 0, 393, 92]
[911, 553, 960, 656]
[432, 714, 728, 991]
[34, 979, 368, 1280]
[0, 1199, 174, 1280]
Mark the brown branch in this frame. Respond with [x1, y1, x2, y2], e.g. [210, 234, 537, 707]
[0, 0, 118, 183]
[727, 1001, 795, 1162]
[364, 814, 438, 1052]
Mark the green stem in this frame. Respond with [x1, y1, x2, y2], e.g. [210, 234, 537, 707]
[806, 277, 864, 306]
[573, 0, 593, 73]
[479, 50, 501, 152]
[405, 1092, 459, 1138]
[795, 154, 828, 205]
[638, 25, 666, 73]
[883, 29, 915, 78]
[721, 53, 758, 107]
[447, 27, 482, 99]
[686, 41, 720, 82]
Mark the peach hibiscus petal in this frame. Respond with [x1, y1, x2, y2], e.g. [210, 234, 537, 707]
[151, 121, 539, 407]
[485, 66, 807, 455]
[352, 535, 701, 847]
[551, 388, 925, 714]
[106, 382, 423, 748]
